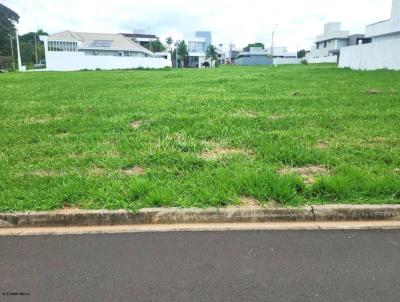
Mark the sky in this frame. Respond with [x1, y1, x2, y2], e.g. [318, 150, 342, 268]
[2, 0, 394, 52]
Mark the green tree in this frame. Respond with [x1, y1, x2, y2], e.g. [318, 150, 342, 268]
[297, 49, 309, 59]
[0, 3, 19, 62]
[243, 42, 264, 52]
[205, 44, 218, 67]
[150, 38, 165, 53]
[165, 37, 173, 51]
[19, 30, 48, 65]
[175, 40, 188, 68]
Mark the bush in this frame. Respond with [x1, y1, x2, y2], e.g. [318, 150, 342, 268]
[301, 60, 308, 65]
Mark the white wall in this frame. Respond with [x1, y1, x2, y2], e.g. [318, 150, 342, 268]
[273, 58, 302, 65]
[46, 51, 171, 71]
[307, 56, 338, 64]
[339, 34, 400, 70]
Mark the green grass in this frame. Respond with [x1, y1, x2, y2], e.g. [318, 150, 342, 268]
[0, 65, 399, 212]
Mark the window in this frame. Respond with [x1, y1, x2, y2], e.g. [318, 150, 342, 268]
[48, 41, 78, 52]
[324, 41, 327, 48]
[124, 51, 131, 57]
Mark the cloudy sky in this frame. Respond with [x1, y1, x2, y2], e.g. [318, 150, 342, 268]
[3, 0, 394, 51]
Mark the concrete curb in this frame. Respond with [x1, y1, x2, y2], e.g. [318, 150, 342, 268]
[1, 205, 400, 228]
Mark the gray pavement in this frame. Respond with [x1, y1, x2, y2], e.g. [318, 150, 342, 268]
[1, 230, 400, 302]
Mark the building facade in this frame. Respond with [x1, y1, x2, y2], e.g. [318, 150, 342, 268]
[306, 22, 368, 63]
[339, 0, 400, 70]
[235, 47, 298, 66]
[40, 31, 171, 71]
[187, 31, 212, 68]
[120, 29, 159, 51]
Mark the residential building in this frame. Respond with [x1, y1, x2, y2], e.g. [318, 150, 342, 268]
[339, 0, 400, 70]
[120, 29, 159, 50]
[187, 31, 212, 68]
[235, 47, 273, 66]
[306, 22, 368, 63]
[228, 43, 241, 64]
[266, 47, 297, 58]
[235, 46, 298, 66]
[40, 31, 171, 71]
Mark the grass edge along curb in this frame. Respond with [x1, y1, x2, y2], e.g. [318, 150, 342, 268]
[1, 205, 400, 228]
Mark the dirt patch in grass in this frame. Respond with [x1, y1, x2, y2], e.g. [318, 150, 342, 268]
[315, 141, 329, 150]
[278, 165, 329, 184]
[122, 165, 145, 176]
[130, 120, 142, 129]
[25, 114, 66, 125]
[367, 88, 380, 95]
[201, 144, 251, 160]
[56, 205, 81, 213]
[238, 196, 261, 207]
[268, 114, 282, 121]
[230, 197, 281, 208]
[31, 170, 62, 177]
[88, 167, 109, 177]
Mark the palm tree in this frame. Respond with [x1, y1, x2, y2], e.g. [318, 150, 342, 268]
[175, 40, 188, 68]
[206, 44, 219, 67]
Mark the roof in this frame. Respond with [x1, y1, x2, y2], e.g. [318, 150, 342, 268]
[48, 31, 153, 55]
[120, 33, 158, 39]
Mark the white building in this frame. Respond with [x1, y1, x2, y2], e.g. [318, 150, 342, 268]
[235, 47, 300, 66]
[306, 22, 351, 63]
[339, 0, 400, 70]
[40, 31, 171, 71]
[266, 47, 297, 58]
[187, 31, 212, 68]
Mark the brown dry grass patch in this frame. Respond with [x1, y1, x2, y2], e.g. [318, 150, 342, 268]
[367, 88, 380, 95]
[278, 165, 329, 184]
[130, 120, 142, 129]
[122, 165, 145, 176]
[201, 145, 251, 160]
[315, 141, 329, 150]
[31, 170, 63, 177]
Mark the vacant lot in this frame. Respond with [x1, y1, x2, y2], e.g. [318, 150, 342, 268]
[0, 65, 399, 211]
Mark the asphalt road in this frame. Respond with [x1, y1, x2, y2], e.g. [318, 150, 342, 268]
[1, 230, 400, 302]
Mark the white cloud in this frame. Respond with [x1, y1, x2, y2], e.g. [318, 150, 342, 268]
[2, 0, 393, 51]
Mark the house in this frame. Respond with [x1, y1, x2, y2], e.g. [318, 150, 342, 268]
[306, 22, 369, 63]
[121, 29, 159, 51]
[235, 47, 273, 66]
[266, 47, 297, 58]
[235, 46, 299, 66]
[339, 0, 400, 70]
[39, 31, 171, 71]
[187, 31, 212, 68]
[228, 44, 241, 64]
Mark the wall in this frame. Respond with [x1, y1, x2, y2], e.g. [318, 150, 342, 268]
[307, 56, 338, 64]
[45, 51, 171, 71]
[273, 58, 302, 65]
[339, 33, 400, 70]
[235, 56, 273, 66]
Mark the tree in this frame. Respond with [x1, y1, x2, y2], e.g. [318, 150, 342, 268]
[19, 29, 48, 65]
[149, 38, 165, 53]
[0, 3, 19, 62]
[243, 42, 264, 52]
[175, 40, 188, 68]
[297, 49, 309, 59]
[205, 44, 218, 67]
[165, 37, 173, 53]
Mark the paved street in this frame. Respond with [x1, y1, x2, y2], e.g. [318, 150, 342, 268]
[1, 229, 400, 302]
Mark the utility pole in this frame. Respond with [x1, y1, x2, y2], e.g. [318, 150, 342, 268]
[34, 33, 38, 64]
[9, 35, 16, 70]
[16, 29, 22, 71]
[271, 24, 278, 59]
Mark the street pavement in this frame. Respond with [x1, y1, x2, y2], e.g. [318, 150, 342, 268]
[1, 229, 400, 302]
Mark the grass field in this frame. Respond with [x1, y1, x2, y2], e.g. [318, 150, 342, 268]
[0, 65, 399, 212]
